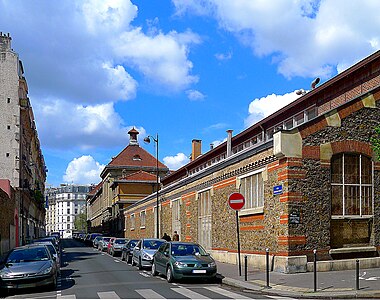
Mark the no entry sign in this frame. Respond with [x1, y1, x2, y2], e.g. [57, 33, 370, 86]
[228, 193, 245, 210]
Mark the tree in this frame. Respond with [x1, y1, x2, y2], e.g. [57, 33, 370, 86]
[74, 212, 87, 232]
[371, 125, 380, 159]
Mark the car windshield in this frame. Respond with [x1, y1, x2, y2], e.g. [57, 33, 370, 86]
[171, 244, 208, 256]
[115, 239, 127, 244]
[143, 240, 164, 250]
[7, 248, 50, 263]
[103, 238, 111, 242]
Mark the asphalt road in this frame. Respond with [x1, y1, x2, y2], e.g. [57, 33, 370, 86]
[3, 239, 289, 299]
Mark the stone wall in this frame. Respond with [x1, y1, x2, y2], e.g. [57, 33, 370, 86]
[0, 187, 16, 255]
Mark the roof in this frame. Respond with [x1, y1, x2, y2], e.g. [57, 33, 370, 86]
[88, 181, 103, 196]
[107, 145, 167, 169]
[120, 170, 157, 182]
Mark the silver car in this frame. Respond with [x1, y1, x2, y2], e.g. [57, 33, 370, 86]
[32, 241, 61, 274]
[97, 237, 112, 252]
[132, 239, 165, 270]
[0, 244, 58, 291]
[109, 238, 128, 257]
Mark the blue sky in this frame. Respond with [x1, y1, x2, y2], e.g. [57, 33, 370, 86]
[1, 0, 379, 186]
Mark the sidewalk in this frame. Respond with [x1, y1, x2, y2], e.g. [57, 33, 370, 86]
[216, 260, 380, 298]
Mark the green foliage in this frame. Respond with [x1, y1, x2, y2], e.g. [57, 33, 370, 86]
[74, 212, 87, 231]
[371, 125, 380, 159]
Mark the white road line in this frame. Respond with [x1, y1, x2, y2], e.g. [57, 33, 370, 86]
[171, 287, 211, 299]
[57, 295, 77, 299]
[114, 259, 120, 263]
[135, 289, 165, 299]
[204, 286, 251, 299]
[139, 271, 151, 277]
[97, 291, 120, 299]
[267, 296, 298, 300]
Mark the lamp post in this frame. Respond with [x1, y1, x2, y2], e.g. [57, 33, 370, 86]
[144, 134, 160, 239]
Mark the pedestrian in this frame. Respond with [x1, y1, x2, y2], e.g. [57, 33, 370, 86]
[162, 232, 171, 241]
[173, 231, 179, 241]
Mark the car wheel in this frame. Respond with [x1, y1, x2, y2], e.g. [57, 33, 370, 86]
[166, 266, 174, 283]
[151, 261, 158, 276]
[127, 255, 132, 264]
[138, 258, 143, 270]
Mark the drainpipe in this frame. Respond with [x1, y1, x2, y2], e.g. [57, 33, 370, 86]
[227, 130, 233, 157]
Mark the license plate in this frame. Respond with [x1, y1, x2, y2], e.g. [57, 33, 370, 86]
[192, 270, 206, 274]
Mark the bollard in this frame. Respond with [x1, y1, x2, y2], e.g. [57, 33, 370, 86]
[313, 249, 317, 292]
[266, 248, 270, 288]
[356, 259, 360, 290]
[244, 255, 248, 281]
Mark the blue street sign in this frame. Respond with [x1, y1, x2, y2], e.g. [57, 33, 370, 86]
[273, 185, 283, 195]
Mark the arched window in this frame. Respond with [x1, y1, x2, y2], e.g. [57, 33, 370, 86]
[331, 153, 373, 216]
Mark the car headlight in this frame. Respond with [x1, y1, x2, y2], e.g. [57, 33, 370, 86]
[0, 271, 12, 279]
[174, 261, 187, 267]
[38, 266, 52, 275]
[208, 261, 216, 268]
[142, 252, 152, 260]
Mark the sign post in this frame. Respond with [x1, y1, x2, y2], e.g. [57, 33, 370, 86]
[228, 193, 245, 276]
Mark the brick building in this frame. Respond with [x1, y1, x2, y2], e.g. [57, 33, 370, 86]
[123, 50, 380, 273]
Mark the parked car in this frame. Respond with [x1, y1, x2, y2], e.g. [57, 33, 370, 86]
[34, 237, 59, 252]
[31, 241, 61, 274]
[109, 238, 128, 256]
[93, 236, 103, 248]
[85, 233, 102, 246]
[97, 237, 112, 252]
[121, 239, 139, 263]
[152, 242, 217, 283]
[107, 237, 116, 254]
[0, 244, 58, 291]
[132, 238, 166, 270]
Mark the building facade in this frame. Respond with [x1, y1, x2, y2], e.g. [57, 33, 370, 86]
[45, 184, 93, 238]
[0, 32, 47, 245]
[87, 128, 169, 237]
[122, 50, 380, 273]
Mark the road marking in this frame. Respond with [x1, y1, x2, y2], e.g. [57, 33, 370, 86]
[135, 289, 165, 299]
[97, 291, 120, 299]
[204, 286, 250, 299]
[172, 287, 210, 299]
[139, 271, 150, 277]
[57, 295, 77, 299]
[114, 259, 120, 263]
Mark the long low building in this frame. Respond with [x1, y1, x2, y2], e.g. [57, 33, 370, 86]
[121, 50, 380, 273]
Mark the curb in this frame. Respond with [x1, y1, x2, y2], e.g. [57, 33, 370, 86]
[221, 276, 380, 299]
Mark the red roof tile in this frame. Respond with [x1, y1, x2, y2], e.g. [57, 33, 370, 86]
[108, 145, 167, 169]
[119, 170, 157, 182]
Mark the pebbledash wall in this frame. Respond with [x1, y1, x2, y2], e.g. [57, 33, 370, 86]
[123, 51, 380, 273]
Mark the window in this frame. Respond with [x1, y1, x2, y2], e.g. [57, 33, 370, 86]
[67, 208, 70, 214]
[6, 153, 9, 157]
[240, 169, 264, 209]
[266, 127, 275, 140]
[7, 125, 10, 130]
[294, 112, 304, 126]
[284, 118, 294, 130]
[305, 106, 317, 121]
[140, 211, 146, 228]
[67, 216, 70, 221]
[331, 153, 373, 216]
[130, 214, 135, 230]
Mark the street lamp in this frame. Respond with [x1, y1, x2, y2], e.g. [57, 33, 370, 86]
[144, 134, 160, 239]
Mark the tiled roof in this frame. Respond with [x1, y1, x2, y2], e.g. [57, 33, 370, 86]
[108, 145, 167, 168]
[88, 181, 103, 195]
[119, 170, 157, 182]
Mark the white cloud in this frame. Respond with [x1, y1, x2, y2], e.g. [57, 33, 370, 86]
[186, 89, 205, 101]
[113, 28, 200, 91]
[82, 0, 138, 34]
[244, 91, 301, 128]
[163, 153, 190, 170]
[33, 98, 146, 149]
[215, 51, 232, 61]
[173, 0, 380, 79]
[63, 155, 105, 184]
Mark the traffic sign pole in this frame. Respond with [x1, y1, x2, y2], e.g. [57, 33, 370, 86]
[228, 193, 245, 277]
[236, 210, 241, 276]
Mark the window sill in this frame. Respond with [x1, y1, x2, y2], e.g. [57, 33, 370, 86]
[239, 207, 264, 216]
[331, 215, 373, 220]
[140, 226, 146, 230]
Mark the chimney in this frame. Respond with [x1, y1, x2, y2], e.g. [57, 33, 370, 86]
[226, 129, 233, 157]
[128, 127, 139, 145]
[210, 143, 214, 150]
[191, 139, 202, 161]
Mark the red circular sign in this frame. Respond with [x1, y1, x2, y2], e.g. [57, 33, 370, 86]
[228, 193, 245, 210]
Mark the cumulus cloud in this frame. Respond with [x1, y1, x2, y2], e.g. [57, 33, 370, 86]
[63, 155, 105, 184]
[186, 89, 205, 101]
[215, 51, 233, 61]
[173, 0, 380, 79]
[33, 98, 146, 149]
[244, 91, 301, 128]
[163, 153, 190, 170]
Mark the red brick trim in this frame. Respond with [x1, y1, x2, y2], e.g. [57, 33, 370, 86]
[181, 191, 196, 200]
[161, 200, 170, 207]
[330, 140, 373, 157]
[185, 236, 192, 241]
[280, 214, 288, 224]
[240, 214, 264, 223]
[338, 100, 364, 120]
[279, 192, 304, 203]
[213, 177, 236, 190]
[300, 118, 328, 139]
[278, 169, 306, 181]
[302, 146, 320, 159]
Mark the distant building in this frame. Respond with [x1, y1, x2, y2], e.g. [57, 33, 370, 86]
[45, 184, 93, 238]
[0, 32, 47, 245]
